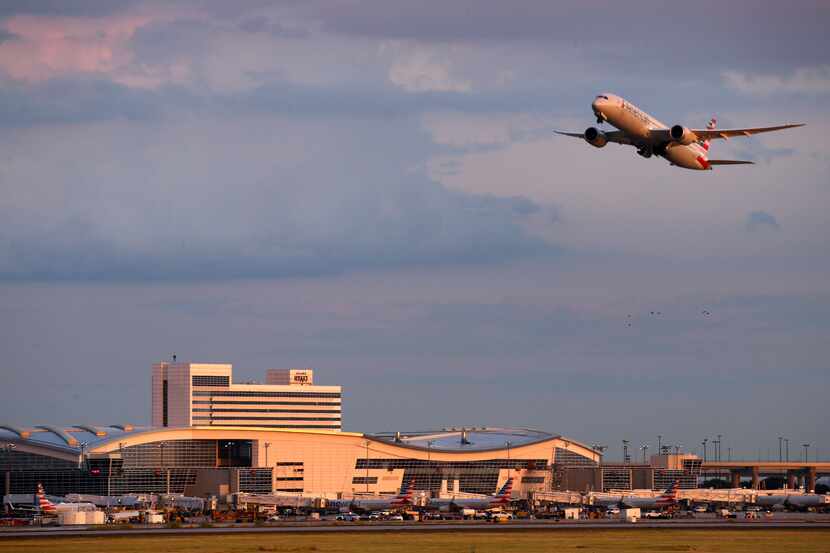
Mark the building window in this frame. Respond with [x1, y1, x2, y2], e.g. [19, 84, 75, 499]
[192, 375, 230, 387]
[162, 380, 168, 427]
[192, 416, 341, 422]
[521, 476, 546, 483]
[352, 477, 378, 485]
[192, 391, 340, 398]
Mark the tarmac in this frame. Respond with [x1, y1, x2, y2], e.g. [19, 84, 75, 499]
[2, 515, 830, 538]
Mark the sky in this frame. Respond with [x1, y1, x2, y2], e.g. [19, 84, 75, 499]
[1, 0, 828, 462]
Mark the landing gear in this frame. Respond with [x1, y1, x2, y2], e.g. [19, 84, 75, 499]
[596, 117, 604, 124]
[636, 147, 653, 159]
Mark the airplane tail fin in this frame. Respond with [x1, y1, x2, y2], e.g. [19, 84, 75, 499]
[396, 478, 415, 502]
[495, 477, 513, 501]
[700, 116, 716, 151]
[36, 483, 56, 513]
[658, 480, 680, 503]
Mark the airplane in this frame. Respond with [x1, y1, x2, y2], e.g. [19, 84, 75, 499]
[594, 480, 680, 510]
[331, 478, 416, 512]
[35, 483, 95, 515]
[429, 477, 514, 512]
[556, 93, 804, 170]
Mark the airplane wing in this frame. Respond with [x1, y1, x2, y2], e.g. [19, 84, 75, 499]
[691, 123, 804, 140]
[707, 159, 754, 166]
[554, 130, 632, 144]
[650, 124, 804, 143]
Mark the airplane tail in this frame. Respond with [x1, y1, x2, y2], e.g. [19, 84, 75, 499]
[36, 483, 57, 514]
[494, 477, 514, 502]
[699, 116, 716, 152]
[394, 478, 415, 503]
[657, 480, 680, 504]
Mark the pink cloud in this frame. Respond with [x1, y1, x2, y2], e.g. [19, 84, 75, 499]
[0, 10, 194, 87]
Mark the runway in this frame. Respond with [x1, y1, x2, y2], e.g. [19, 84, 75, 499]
[3, 518, 830, 539]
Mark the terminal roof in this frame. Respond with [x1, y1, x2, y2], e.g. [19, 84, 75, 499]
[368, 427, 558, 452]
[0, 424, 139, 453]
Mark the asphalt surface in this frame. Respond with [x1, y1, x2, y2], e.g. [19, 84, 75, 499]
[3, 518, 830, 538]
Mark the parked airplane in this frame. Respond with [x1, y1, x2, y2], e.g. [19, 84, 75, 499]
[594, 480, 680, 510]
[429, 477, 514, 511]
[556, 93, 804, 170]
[331, 478, 416, 512]
[35, 483, 95, 515]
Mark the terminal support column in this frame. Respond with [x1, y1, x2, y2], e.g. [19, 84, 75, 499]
[806, 467, 817, 492]
[750, 467, 760, 490]
[730, 470, 741, 488]
[787, 470, 797, 489]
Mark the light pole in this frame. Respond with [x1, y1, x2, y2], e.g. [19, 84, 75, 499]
[622, 440, 630, 464]
[641, 444, 649, 464]
[658, 435, 662, 455]
[778, 437, 783, 462]
[1, 443, 15, 497]
[702, 439, 708, 462]
[784, 438, 789, 462]
[505, 441, 512, 465]
[803, 443, 810, 462]
[717, 434, 722, 461]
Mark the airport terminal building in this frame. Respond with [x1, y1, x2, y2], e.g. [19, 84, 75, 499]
[0, 424, 601, 500]
[1, 360, 603, 500]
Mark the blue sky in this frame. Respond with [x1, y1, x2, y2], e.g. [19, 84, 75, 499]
[1, 0, 828, 461]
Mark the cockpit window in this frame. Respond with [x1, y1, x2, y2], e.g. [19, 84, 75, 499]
[596, 95, 609, 100]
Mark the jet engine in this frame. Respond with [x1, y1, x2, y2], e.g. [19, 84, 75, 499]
[669, 125, 698, 145]
[584, 127, 608, 148]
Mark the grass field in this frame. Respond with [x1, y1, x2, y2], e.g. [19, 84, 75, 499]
[0, 529, 828, 553]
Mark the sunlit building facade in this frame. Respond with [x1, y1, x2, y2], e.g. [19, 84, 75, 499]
[0, 425, 601, 499]
[151, 362, 341, 431]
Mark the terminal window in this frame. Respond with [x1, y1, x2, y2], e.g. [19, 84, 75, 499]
[218, 440, 252, 467]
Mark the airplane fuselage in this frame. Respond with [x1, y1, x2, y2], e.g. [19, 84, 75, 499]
[592, 94, 710, 170]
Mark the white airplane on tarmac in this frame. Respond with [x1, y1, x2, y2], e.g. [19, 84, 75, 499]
[429, 477, 514, 512]
[330, 478, 416, 513]
[556, 93, 804, 170]
[593, 480, 681, 510]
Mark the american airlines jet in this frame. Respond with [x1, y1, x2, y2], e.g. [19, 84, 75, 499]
[556, 93, 804, 170]
[330, 478, 416, 512]
[593, 480, 681, 510]
[429, 477, 514, 511]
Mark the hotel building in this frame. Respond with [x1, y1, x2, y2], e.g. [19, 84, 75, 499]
[151, 362, 341, 431]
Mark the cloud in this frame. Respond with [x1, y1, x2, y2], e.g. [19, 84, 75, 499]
[746, 211, 781, 232]
[388, 49, 471, 93]
[238, 16, 309, 39]
[0, 116, 553, 281]
[0, 27, 19, 43]
[0, 0, 142, 18]
[723, 66, 830, 96]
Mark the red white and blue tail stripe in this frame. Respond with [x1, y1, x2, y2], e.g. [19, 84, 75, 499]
[36, 483, 57, 514]
[700, 116, 716, 151]
[655, 480, 680, 506]
[391, 478, 415, 506]
[489, 477, 514, 506]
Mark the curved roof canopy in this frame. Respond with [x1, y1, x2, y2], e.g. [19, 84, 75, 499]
[369, 427, 563, 452]
[0, 424, 140, 452]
